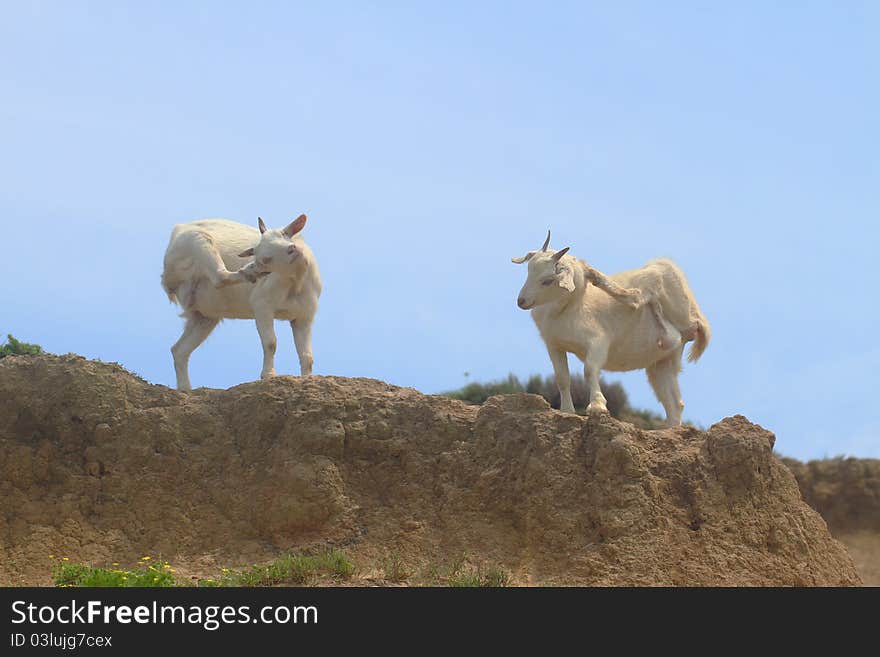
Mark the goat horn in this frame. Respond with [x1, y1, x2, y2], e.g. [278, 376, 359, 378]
[552, 247, 570, 262]
[542, 230, 551, 251]
[258, 217, 268, 234]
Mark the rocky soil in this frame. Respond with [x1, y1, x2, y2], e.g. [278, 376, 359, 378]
[0, 355, 862, 586]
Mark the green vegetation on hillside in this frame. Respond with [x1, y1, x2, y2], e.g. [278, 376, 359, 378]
[0, 334, 43, 359]
[52, 556, 176, 588]
[441, 372, 668, 429]
[49, 551, 511, 587]
[203, 550, 355, 586]
[50, 551, 355, 588]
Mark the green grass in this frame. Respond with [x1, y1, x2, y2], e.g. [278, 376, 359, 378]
[208, 550, 355, 587]
[49, 550, 512, 587]
[381, 552, 412, 582]
[50, 550, 355, 588]
[447, 569, 510, 587]
[446, 561, 510, 588]
[52, 557, 176, 588]
[412, 555, 511, 587]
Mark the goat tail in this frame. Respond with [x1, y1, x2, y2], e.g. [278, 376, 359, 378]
[687, 312, 711, 363]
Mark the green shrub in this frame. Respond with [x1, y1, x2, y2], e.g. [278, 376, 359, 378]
[0, 334, 43, 359]
[442, 372, 628, 418]
[618, 406, 667, 430]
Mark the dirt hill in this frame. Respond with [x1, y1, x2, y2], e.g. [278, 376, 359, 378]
[783, 456, 880, 585]
[0, 354, 861, 586]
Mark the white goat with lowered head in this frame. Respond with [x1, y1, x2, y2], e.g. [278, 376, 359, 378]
[512, 231, 710, 426]
[161, 214, 321, 391]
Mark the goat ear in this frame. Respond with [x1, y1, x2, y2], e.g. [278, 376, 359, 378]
[557, 265, 576, 292]
[283, 214, 307, 238]
[258, 217, 268, 234]
[511, 251, 535, 264]
[552, 247, 570, 262]
[238, 247, 255, 258]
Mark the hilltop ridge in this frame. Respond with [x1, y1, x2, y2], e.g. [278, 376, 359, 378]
[0, 354, 860, 585]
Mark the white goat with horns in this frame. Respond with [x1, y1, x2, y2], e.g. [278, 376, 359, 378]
[161, 215, 321, 391]
[512, 231, 709, 426]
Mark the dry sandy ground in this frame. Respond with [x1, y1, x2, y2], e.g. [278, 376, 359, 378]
[837, 533, 880, 586]
[783, 456, 880, 586]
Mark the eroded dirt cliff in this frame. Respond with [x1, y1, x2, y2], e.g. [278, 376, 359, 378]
[0, 355, 861, 585]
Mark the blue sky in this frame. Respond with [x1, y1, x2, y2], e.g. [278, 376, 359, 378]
[1, 2, 877, 460]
